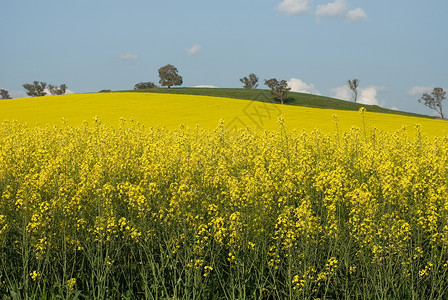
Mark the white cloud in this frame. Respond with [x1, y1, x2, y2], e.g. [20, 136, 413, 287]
[316, 0, 347, 20]
[194, 85, 217, 88]
[330, 85, 351, 101]
[120, 53, 138, 61]
[8, 90, 28, 99]
[315, 0, 367, 22]
[358, 87, 382, 106]
[346, 8, 367, 22]
[330, 85, 387, 106]
[277, 0, 310, 16]
[407, 86, 433, 96]
[391, 106, 399, 111]
[288, 78, 321, 95]
[43, 88, 75, 96]
[187, 45, 201, 56]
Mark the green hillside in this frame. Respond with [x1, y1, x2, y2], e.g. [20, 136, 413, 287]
[120, 87, 434, 119]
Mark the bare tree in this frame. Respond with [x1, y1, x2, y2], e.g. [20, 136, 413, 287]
[418, 87, 446, 119]
[264, 78, 290, 104]
[347, 79, 359, 103]
[23, 81, 47, 97]
[240, 73, 259, 89]
[0, 89, 12, 99]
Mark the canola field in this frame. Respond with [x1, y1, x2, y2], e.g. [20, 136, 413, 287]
[1, 94, 448, 298]
[0, 92, 447, 136]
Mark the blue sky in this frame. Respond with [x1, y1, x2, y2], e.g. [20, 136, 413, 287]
[1, 0, 447, 115]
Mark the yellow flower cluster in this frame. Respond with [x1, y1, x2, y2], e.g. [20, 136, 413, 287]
[0, 116, 448, 297]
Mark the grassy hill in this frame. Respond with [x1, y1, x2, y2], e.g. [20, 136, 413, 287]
[120, 87, 434, 119]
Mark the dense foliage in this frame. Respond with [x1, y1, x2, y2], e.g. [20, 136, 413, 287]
[158, 64, 183, 88]
[0, 89, 11, 100]
[134, 82, 157, 90]
[23, 81, 47, 97]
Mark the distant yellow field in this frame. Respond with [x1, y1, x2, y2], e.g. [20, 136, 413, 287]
[1, 92, 447, 136]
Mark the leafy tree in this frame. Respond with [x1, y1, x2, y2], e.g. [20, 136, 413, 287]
[418, 87, 446, 119]
[240, 73, 259, 89]
[347, 79, 359, 103]
[23, 81, 47, 97]
[158, 64, 183, 88]
[264, 78, 290, 104]
[48, 84, 67, 95]
[0, 89, 12, 99]
[134, 82, 157, 90]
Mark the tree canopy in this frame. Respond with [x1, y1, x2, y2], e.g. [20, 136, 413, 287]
[240, 73, 259, 89]
[264, 78, 290, 104]
[0, 89, 12, 99]
[134, 82, 157, 90]
[23, 81, 47, 97]
[158, 64, 183, 88]
[48, 84, 67, 95]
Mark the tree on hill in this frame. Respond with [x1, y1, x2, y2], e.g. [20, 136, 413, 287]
[418, 87, 446, 119]
[264, 78, 290, 104]
[347, 79, 359, 103]
[23, 81, 47, 97]
[240, 73, 259, 89]
[48, 84, 67, 95]
[134, 82, 157, 90]
[158, 64, 183, 88]
[0, 89, 12, 99]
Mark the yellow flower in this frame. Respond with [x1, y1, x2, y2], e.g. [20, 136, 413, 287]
[204, 266, 213, 277]
[30, 271, 41, 281]
[67, 278, 76, 290]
